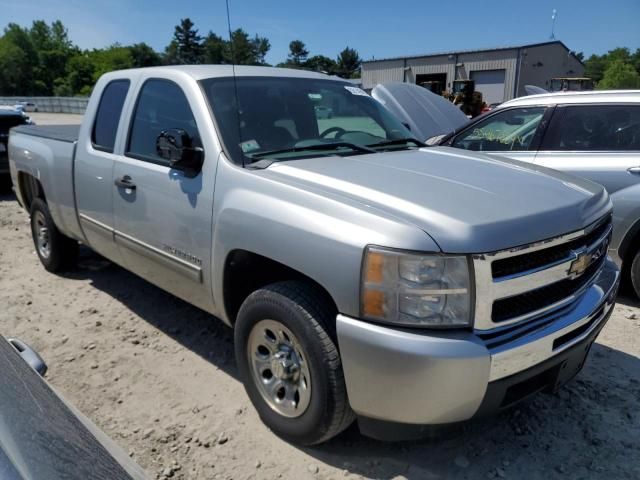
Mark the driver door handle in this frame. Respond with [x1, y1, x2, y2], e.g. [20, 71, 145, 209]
[114, 175, 136, 190]
[628, 167, 640, 176]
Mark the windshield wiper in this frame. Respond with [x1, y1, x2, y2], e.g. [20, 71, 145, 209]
[368, 138, 426, 149]
[248, 141, 376, 160]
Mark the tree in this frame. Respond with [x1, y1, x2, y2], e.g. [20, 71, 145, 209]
[227, 29, 270, 65]
[0, 37, 30, 95]
[336, 47, 361, 78]
[571, 51, 584, 62]
[64, 53, 95, 95]
[202, 32, 226, 64]
[29, 20, 74, 94]
[129, 42, 161, 67]
[1, 23, 38, 93]
[304, 55, 337, 74]
[287, 40, 308, 66]
[165, 18, 202, 64]
[597, 60, 640, 89]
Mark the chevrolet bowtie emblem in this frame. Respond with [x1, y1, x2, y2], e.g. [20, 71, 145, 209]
[569, 252, 591, 277]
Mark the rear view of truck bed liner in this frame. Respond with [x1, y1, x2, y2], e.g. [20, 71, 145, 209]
[12, 124, 80, 143]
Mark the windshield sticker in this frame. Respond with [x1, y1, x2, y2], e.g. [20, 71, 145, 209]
[240, 139, 261, 153]
[344, 86, 368, 96]
[308, 93, 322, 100]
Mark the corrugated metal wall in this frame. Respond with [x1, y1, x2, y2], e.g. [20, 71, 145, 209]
[360, 59, 405, 89]
[517, 44, 585, 96]
[0, 97, 88, 114]
[361, 48, 519, 100]
[457, 50, 518, 100]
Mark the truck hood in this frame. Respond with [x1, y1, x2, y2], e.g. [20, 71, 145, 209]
[264, 147, 610, 253]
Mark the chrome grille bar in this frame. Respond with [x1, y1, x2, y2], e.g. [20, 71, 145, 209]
[473, 216, 612, 331]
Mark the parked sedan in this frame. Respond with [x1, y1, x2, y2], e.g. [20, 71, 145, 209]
[0, 336, 148, 479]
[432, 90, 640, 296]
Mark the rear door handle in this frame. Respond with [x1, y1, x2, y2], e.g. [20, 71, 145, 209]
[628, 167, 640, 175]
[114, 175, 136, 190]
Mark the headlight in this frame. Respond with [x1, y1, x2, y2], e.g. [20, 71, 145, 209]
[361, 246, 472, 328]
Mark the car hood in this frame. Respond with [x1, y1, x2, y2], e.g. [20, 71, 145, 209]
[372, 82, 469, 142]
[264, 147, 610, 253]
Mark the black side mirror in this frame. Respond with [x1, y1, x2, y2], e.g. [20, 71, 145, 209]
[156, 128, 204, 177]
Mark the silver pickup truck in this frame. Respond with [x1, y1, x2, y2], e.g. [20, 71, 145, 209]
[8, 66, 620, 444]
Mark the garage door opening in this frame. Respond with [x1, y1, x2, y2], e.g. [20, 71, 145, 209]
[415, 73, 447, 95]
[470, 69, 506, 105]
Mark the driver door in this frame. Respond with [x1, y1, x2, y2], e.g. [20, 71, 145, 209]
[112, 78, 215, 311]
[446, 106, 550, 164]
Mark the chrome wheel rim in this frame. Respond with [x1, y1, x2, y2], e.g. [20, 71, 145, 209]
[247, 319, 312, 418]
[33, 211, 51, 259]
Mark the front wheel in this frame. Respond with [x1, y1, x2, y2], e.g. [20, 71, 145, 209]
[234, 281, 354, 445]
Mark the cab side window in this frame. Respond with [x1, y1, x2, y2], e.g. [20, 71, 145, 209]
[541, 105, 640, 151]
[127, 79, 201, 163]
[451, 107, 546, 152]
[92, 79, 130, 152]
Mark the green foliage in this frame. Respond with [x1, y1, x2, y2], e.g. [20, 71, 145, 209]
[287, 40, 309, 66]
[304, 55, 337, 74]
[164, 18, 202, 65]
[597, 60, 640, 89]
[336, 47, 361, 79]
[585, 47, 640, 88]
[0, 18, 365, 96]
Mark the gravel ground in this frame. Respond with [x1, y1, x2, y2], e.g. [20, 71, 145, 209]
[1, 114, 639, 479]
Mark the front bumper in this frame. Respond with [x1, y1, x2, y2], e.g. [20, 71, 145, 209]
[336, 257, 619, 439]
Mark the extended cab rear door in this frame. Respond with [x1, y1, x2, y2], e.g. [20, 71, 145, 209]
[112, 76, 218, 313]
[75, 78, 132, 263]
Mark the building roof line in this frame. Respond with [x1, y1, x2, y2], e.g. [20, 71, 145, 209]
[363, 40, 578, 64]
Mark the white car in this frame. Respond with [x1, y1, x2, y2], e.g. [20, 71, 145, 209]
[435, 90, 640, 296]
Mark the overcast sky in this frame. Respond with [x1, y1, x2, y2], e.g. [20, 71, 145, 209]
[4, 0, 639, 63]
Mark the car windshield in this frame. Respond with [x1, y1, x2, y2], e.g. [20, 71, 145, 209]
[200, 76, 413, 165]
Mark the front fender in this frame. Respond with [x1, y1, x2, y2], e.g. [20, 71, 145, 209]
[210, 158, 438, 323]
[611, 184, 640, 264]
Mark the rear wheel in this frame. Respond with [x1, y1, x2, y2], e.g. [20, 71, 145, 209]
[234, 281, 354, 445]
[30, 198, 78, 272]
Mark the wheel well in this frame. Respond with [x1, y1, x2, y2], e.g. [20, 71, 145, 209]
[619, 219, 640, 265]
[17, 172, 45, 211]
[223, 250, 338, 325]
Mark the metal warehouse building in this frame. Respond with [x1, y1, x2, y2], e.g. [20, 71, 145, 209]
[361, 41, 584, 104]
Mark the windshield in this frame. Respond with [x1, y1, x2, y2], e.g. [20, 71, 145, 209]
[200, 76, 412, 165]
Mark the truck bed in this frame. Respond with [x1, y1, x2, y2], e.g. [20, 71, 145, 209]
[11, 124, 80, 143]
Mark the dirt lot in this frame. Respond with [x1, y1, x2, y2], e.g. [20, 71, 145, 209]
[1, 114, 639, 479]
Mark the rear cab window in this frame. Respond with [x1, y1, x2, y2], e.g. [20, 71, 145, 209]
[541, 104, 640, 151]
[92, 79, 130, 152]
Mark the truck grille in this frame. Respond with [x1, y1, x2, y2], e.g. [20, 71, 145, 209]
[491, 253, 605, 322]
[472, 215, 612, 331]
[491, 219, 610, 279]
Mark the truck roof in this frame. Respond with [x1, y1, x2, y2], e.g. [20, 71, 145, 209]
[104, 65, 338, 82]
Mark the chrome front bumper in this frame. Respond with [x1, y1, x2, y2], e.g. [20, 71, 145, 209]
[337, 257, 619, 427]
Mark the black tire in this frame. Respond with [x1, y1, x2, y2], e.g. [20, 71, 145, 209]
[30, 198, 78, 272]
[630, 248, 640, 299]
[234, 281, 354, 445]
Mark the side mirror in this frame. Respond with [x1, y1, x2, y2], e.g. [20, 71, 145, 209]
[156, 128, 204, 177]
